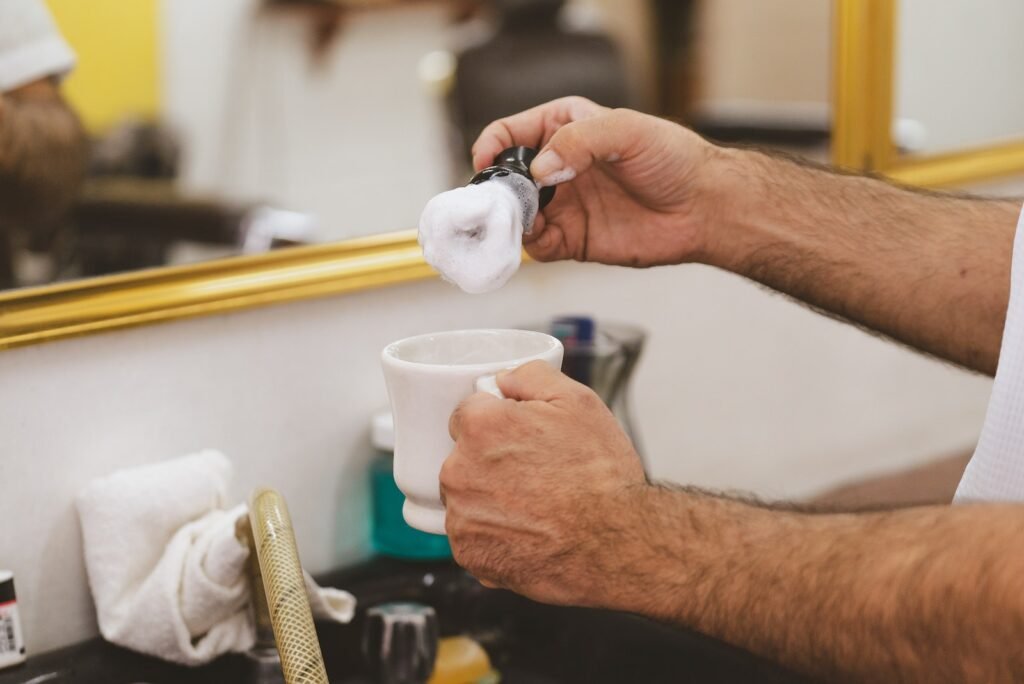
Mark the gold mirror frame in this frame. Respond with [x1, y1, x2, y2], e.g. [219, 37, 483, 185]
[8, 1, 1020, 351]
[832, 0, 1024, 186]
[0, 231, 431, 349]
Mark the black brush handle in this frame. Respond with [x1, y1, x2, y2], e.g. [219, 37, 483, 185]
[469, 146, 556, 208]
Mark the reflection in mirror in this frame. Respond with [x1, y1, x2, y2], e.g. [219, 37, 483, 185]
[895, 0, 1024, 157]
[2, 0, 829, 292]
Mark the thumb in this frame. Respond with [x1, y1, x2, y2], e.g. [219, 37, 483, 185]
[529, 109, 637, 187]
[496, 360, 568, 402]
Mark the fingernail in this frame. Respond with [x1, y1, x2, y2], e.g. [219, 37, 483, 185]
[539, 168, 576, 187]
[532, 149, 572, 186]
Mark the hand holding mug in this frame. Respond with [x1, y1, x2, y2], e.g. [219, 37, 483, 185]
[441, 361, 647, 606]
[381, 329, 563, 534]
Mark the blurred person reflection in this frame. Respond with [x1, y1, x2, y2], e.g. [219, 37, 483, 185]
[449, 0, 630, 160]
[0, 0, 87, 286]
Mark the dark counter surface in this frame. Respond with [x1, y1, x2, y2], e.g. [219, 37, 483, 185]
[1, 557, 808, 683]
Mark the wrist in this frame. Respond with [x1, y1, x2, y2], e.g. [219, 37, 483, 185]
[688, 145, 778, 272]
[590, 484, 695, 618]
[597, 484, 789, 629]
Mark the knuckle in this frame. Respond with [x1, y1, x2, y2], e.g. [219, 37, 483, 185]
[523, 359, 549, 373]
[453, 413, 476, 442]
[438, 466, 453, 495]
[605, 108, 639, 134]
[450, 400, 487, 441]
[447, 405, 462, 440]
[486, 117, 509, 134]
[536, 250, 559, 263]
[456, 402, 492, 442]
[475, 550, 511, 586]
[444, 509, 462, 539]
[525, 243, 554, 262]
[562, 95, 594, 112]
[438, 455, 463, 492]
[554, 122, 583, 149]
[449, 540, 469, 567]
[445, 524, 500, 584]
[574, 386, 604, 412]
[562, 95, 601, 120]
[608, 107, 639, 126]
[449, 536, 476, 571]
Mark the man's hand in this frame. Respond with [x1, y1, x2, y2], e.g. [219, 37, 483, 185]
[446, 398, 1024, 683]
[472, 96, 721, 267]
[474, 97, 1020, 374]
[441, 360, 646, 606]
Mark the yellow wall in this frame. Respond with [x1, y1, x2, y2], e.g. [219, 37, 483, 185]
[45, 0, 160, 133]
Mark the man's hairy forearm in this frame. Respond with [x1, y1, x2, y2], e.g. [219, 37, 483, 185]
[701, 148, 1020, 375]
[605, 486, 1024, 682]
[0, 83, 87, 223]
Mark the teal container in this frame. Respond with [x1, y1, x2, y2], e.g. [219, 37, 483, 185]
[370, 412, 451, 560]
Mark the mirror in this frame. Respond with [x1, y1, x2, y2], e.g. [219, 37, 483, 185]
[895, 0, 1024, 158]
[1, 0, 832, 347]
[833, 0, 1024, 186]
[9, 0, 469, 290]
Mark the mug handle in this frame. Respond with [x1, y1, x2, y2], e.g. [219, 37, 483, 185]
[475, 374, 506, 399]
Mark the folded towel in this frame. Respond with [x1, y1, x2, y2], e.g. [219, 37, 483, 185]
[76, 450, 355, 666]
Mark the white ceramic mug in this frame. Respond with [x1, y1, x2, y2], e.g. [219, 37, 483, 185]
[381, 329, 564, 534]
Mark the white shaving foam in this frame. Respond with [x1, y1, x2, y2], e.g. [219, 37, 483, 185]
[537, 167, 576, 187]
[418, 175, 539, 294]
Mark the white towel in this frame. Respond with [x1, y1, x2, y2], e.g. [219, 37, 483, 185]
[76, 450, 355, 666]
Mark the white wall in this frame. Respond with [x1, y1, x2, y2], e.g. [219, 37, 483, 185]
[0, 258, 993, 654]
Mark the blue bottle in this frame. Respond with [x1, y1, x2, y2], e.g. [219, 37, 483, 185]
[370, 412, 452, 560]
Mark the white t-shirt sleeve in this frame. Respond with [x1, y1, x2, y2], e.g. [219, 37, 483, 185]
[0, 0, 75, 92]
[955, 202, 1024, 502]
